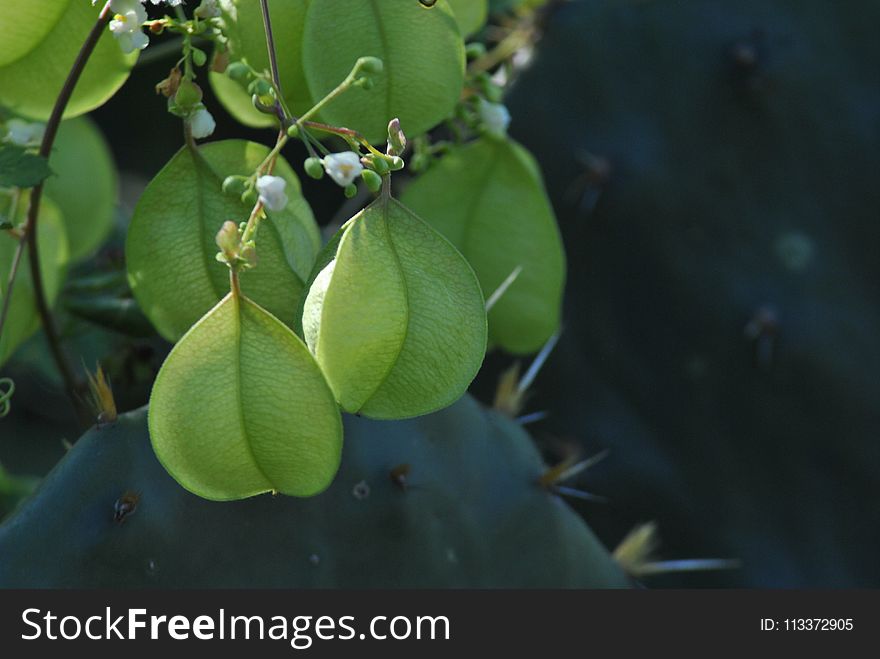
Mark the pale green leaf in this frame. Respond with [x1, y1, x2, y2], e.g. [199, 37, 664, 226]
[401, 137, 565, 354]
[0, 195, 68, 366]
[302, 0, 465, 142]
[0, 0, 68, 67]
[44, 116, 117, 261]
[302, 196, 487, 419]
[0, 0, 137, 120]
[126, 140, 321, 341]
[448, 0, 488, 37]
[149, 291, 343, 500]
[210, 0, 312, 128]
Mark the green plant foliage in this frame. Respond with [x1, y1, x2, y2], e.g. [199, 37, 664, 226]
[0, 0, 137, 120]
[0, 396, 629, 587]
[302, 0, 465, 142]
[43, 117, 117, 261]
[149, 291, 343, 500]
[448, 0, 488, 37]
[0, 0, 68, 67]
[0, 145, 52, 188]
[302, 196, 487, 419]
[126, 140, 320, 341]
[401, 137, 565, 354]
[210, 0, 312, 128]
[0, 196, 68, 366]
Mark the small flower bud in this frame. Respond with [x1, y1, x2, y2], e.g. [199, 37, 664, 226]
[356, 56, 384, 75]
[174, 80, 203, 109]
[465, 42, 487, 59]
[287, 123, 301, 139]
[371, 156, 390, 175]
[361, 169, 383, 193]
[355, 77, 375, 90]
[387, 156, 405, 171]
[241, 189, 258, 206]
[191, 47, 208, 67]
[248, 78, 273, 97]
[387, 118, 406, 156]
[304, 157, 324, 179]
[251, 94, 276, 114]
[226, 61, 251, 82]
[215, 220, 240, 258]
[344, 184, 358, 198]
[221, 175, 248, 197]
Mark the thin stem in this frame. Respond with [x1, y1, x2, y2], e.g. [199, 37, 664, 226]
[301, 121, 385, 158]
[0, 238, 25, 339]
[258, 0, 293, 122]
[24, 1, 114, 418]
[297, 73, 358, 124]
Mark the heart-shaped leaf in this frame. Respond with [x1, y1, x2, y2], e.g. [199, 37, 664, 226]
[210, 0, 312, 128]
[448, 0, 488, 37]
[0, 196, 68, 366]
[126, 140, 321, 341]
[401, 137, 565, 354]
[44, 117, 117, 261]
[302, 0, 465, 142]
[149, 290, 343, 500]
[302, 196, 487, 419]
[0, 0, 137, 120]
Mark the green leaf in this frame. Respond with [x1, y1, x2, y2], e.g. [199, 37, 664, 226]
[302, 0, 465, 142]
[0, 195, 68, 366]
[149, 291, 343, 500]
[126, 140, 321, 342]
[43, 117, 117, 261]
[448, 0, 488, 37]
[302, 196, 487, 419]
[0, 0, 137, 120]
[0, 145, 52, 188]
[0, 0, 68, 67]
[400, 137, 565, 354]
[210, 0, 312, 128]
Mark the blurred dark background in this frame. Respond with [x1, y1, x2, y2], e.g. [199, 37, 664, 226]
[3, 0, 879, 587]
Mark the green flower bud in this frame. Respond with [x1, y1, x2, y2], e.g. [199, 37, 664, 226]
[344, 183, 358, 198]
[388, 155, 405, 171]
[287, 123, 301, 139]
[226, 61, 251, 83]
[304, 157, 324, 179]
[371, 156, 390, 175]
[191, 47, 208, 68]
[484, 84, 503, 104]
[465, 42, 487, 60]
[361, 169, 382, 193]
[221, 175, 248, 197]
[174, 80, 203, 110]
[248, 78, 273, 97]
[241, 189, 258, 206]
[355, 77, 375, 90]
[356, 56, 384, 75]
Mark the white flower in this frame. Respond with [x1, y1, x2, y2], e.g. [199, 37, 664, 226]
[479, 99, 511, 137]
[194, 0, 221, 19]
[256, 175, 288, 211]
[4, 119, 45, 146]
[189, 107, 216, 139]
[109, 0, 149, 54]
[322, 152, 363, 187]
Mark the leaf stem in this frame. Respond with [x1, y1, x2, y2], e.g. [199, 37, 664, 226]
[22, 1, 115, 419]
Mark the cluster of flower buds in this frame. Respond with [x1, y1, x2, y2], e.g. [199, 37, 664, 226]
[214, 220, 255, 270]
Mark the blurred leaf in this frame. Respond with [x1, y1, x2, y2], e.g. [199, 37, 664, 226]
[0, 145, 52, 188]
